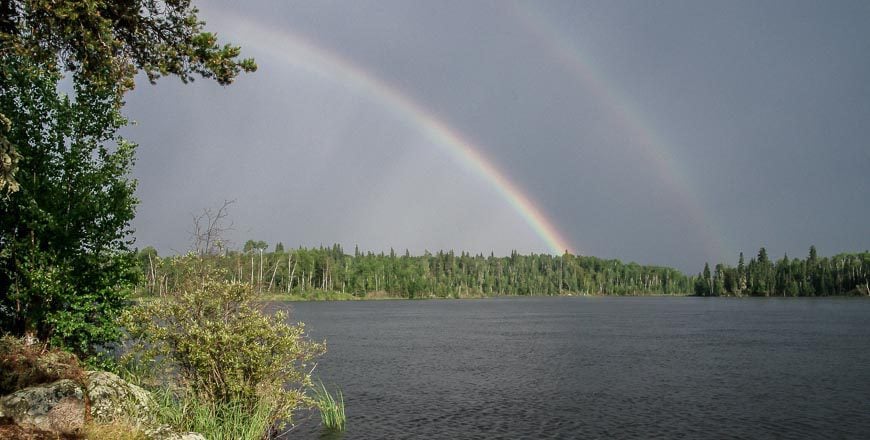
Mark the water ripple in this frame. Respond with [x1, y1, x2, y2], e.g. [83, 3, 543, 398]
[271, 297, 870, 439]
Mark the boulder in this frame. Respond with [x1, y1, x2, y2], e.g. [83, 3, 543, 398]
[86, 371, 154, 421]
[0, 371, 205, 440]
[0, 378, 84, 434]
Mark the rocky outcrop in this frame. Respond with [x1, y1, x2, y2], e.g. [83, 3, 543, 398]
[0, 371, 204, 440]
[86, 371, 154, 422]
[0, 378, 84, 434]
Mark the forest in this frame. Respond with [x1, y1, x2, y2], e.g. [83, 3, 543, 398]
[137, 242, 870, 299]
[136, 242, 695, 298]
[694, 246, 870, 297]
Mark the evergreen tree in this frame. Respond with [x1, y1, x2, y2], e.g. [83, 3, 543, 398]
[702, 262, 712, 296]
[713, 264, 725, 296]
[692, 245, 868, 297]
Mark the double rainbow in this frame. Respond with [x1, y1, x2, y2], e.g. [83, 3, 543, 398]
[509, 3, 726, 261]
[217, 15, 576, 255]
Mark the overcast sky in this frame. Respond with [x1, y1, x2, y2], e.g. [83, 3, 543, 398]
[122, 0, 870, 272]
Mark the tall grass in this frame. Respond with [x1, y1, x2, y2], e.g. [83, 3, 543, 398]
[152, 389, 275, 440]
[312, 381, 346, 431]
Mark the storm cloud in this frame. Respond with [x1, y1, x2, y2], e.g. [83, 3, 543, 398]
[123, 0, 870, 271]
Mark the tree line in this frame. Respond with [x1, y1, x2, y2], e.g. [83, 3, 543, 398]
[136, 243, 694, 298]
[694, 246, 870, 297]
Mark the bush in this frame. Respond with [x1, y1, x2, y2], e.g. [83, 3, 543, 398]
[120, 257, 325, 433]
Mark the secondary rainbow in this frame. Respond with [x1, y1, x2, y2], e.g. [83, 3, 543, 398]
[214, 14, 575, 255]
[509, 3, 728, 261]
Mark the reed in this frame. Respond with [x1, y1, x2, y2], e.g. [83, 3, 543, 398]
[312, 381, 346, 431]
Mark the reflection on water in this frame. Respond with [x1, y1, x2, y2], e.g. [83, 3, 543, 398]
[267, 297, 870, 439]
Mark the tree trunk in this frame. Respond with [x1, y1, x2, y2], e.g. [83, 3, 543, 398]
[288, 255, 297, 293]
[268, 258, 281, 292]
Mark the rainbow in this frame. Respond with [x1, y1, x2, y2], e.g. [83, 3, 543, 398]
[509, 3, 728, 261]
[212, 14, 575, 255]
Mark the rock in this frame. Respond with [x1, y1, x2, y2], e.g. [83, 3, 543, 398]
[145, 424, 208, 440]
[0, 371, 205, 440]
[0, 378, 84, 434]
[86, 371, 154, 422]
[47, 396, 86, 435]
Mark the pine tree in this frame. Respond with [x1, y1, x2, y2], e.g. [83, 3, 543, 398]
[702, 263, 712, 296]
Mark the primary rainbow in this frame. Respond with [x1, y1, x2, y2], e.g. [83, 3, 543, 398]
[214, 14, 575, 255]
[508, 3, 728, 261]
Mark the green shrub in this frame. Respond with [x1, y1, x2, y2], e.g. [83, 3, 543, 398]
[120, 257, 325, 432]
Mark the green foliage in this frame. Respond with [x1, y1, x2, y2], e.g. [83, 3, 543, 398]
[136, 244, 696, 298]
[243, 239, 268, 252]
[312, 380, 346, 432]
[0, 0, 256, 89]
[1, 0, 255, 358]
[151, 388, 275, 440]
[121, 256, 325, 431]
[0, 54, 138, 357]
[0, 0, 256, 191]
[696, 246, 870, 297]
[0, 113, 20, 193]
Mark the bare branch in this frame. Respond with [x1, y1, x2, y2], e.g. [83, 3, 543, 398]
[189, 199, 235, 256]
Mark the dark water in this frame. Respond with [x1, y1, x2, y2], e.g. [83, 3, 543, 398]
[269, 297, 870, 439]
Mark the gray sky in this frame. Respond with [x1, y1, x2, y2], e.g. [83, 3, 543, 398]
[123, 0, 870, 272]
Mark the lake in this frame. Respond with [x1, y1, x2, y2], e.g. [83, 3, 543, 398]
[268, 297, 870, 439]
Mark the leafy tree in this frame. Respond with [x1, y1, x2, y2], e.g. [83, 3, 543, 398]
[243, 240, 257, 253]
[0, 1, 255, 356]
[0, 55, 137, 356]
[0, 0, 256, 191]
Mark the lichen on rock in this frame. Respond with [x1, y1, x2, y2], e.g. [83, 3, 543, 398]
[0, 378, 84, 433]
[0, 371, 204, 440]
[86, 371, 155, 422]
